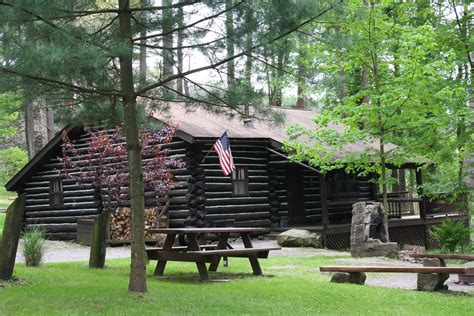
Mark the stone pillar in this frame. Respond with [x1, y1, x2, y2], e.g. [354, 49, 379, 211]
[350, 202, 399, 258]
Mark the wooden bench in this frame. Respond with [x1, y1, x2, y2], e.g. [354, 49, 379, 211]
[146, 245, 218, 260]
[187, 247, 281, 258]
[409, 253, 474, 284]
[320, 266, 474, 291]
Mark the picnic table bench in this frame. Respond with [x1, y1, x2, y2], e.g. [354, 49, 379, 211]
[146, 227, 280, 281]
[409, 253, 474, 284]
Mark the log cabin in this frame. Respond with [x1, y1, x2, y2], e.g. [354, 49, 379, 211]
[5, 105, 468, 249]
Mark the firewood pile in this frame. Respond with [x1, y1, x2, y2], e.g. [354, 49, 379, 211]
[109, 207, 157, 241]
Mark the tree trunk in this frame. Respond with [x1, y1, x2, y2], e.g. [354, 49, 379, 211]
[0, 194, 26, 281]
[118, 0, 147, 293]
[89, 209, 109, 269]
[225, 0, 235, 92]
[296, 33, 306, 110]
[23, 91, 35, 160]
[46, 106, 55, 141]
[139, 0, 147, 89]
[273, 47, 284, 107]
[176, 1, 184, 95]
[162, 0, 174, 97]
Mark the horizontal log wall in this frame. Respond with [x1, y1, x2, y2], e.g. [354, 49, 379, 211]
[326, 172, 374, 224]
[202, 140, 271, 228]
[268, 151, 288, 223]
[24, 129, 190, 239]
[302, 169, 322, 223]
[24, 130, 98, 240]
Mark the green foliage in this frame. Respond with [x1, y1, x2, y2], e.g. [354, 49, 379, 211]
[21, 228, 46, 267]
[285, 0, 469, 199]
[0, 147, 28, 184]
[430, 219, 471, 253]
[0, 92, 21, 140]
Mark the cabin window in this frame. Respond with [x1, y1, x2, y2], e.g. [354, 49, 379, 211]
[232, 167, 249, 196]
[49, 178, 63, 206]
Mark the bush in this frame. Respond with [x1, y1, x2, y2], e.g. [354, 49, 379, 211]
[430, 218, 470, 253]
[21, 228, 46, 267]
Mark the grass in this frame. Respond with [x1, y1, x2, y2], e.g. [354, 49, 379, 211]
[0, 212, 4, 233]
[0, 186, 16, 210]
[0, 256, 473, 315]
[0, 186, 15, 233]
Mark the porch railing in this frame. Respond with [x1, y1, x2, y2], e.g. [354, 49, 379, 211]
[379, 191, 421, 219]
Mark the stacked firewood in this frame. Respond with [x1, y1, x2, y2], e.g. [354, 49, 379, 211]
[110, 207, 157, 240]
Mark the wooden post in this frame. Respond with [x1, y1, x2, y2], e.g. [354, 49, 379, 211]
[89, 210, 109, 269]
[0, 193, 26, 280]
[415, 169, 426, 219]
[320, 174, 329, 229]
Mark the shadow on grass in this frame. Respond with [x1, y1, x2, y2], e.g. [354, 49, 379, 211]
[150, 271, 275, 284]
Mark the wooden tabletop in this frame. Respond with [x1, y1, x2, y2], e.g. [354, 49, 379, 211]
[409, 253, 474, 261]
[146, 227, 270, 234]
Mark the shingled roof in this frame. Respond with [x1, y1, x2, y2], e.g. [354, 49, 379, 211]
[151, 104, 390, 154]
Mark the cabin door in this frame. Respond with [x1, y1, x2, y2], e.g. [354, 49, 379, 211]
[286, 165, 306, 224]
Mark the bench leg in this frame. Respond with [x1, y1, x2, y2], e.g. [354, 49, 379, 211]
[153, 234, 176, 276]
[241, 233, 262, 275]
[196, 262, 210, 281]
[209, 233, 230, 272]
[154, 261, 167, 276]
[187, 234, 210, 281]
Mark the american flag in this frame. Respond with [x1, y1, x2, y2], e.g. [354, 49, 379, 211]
[213, 131, 235, 176]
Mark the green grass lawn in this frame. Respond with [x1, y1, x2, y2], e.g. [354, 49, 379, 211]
[0, 256, 473, 315]
[0, 212, 4, 233]
[0, 186, 16, 210]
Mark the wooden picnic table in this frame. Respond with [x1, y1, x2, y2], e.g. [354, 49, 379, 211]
[146, 227, 280, 281]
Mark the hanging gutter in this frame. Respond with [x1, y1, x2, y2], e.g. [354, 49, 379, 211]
[265, 147, 323, 175]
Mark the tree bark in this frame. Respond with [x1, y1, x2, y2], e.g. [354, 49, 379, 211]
[118, 0, 147, 293]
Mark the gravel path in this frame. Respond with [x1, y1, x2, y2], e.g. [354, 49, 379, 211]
[15, 240, 130, 264]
